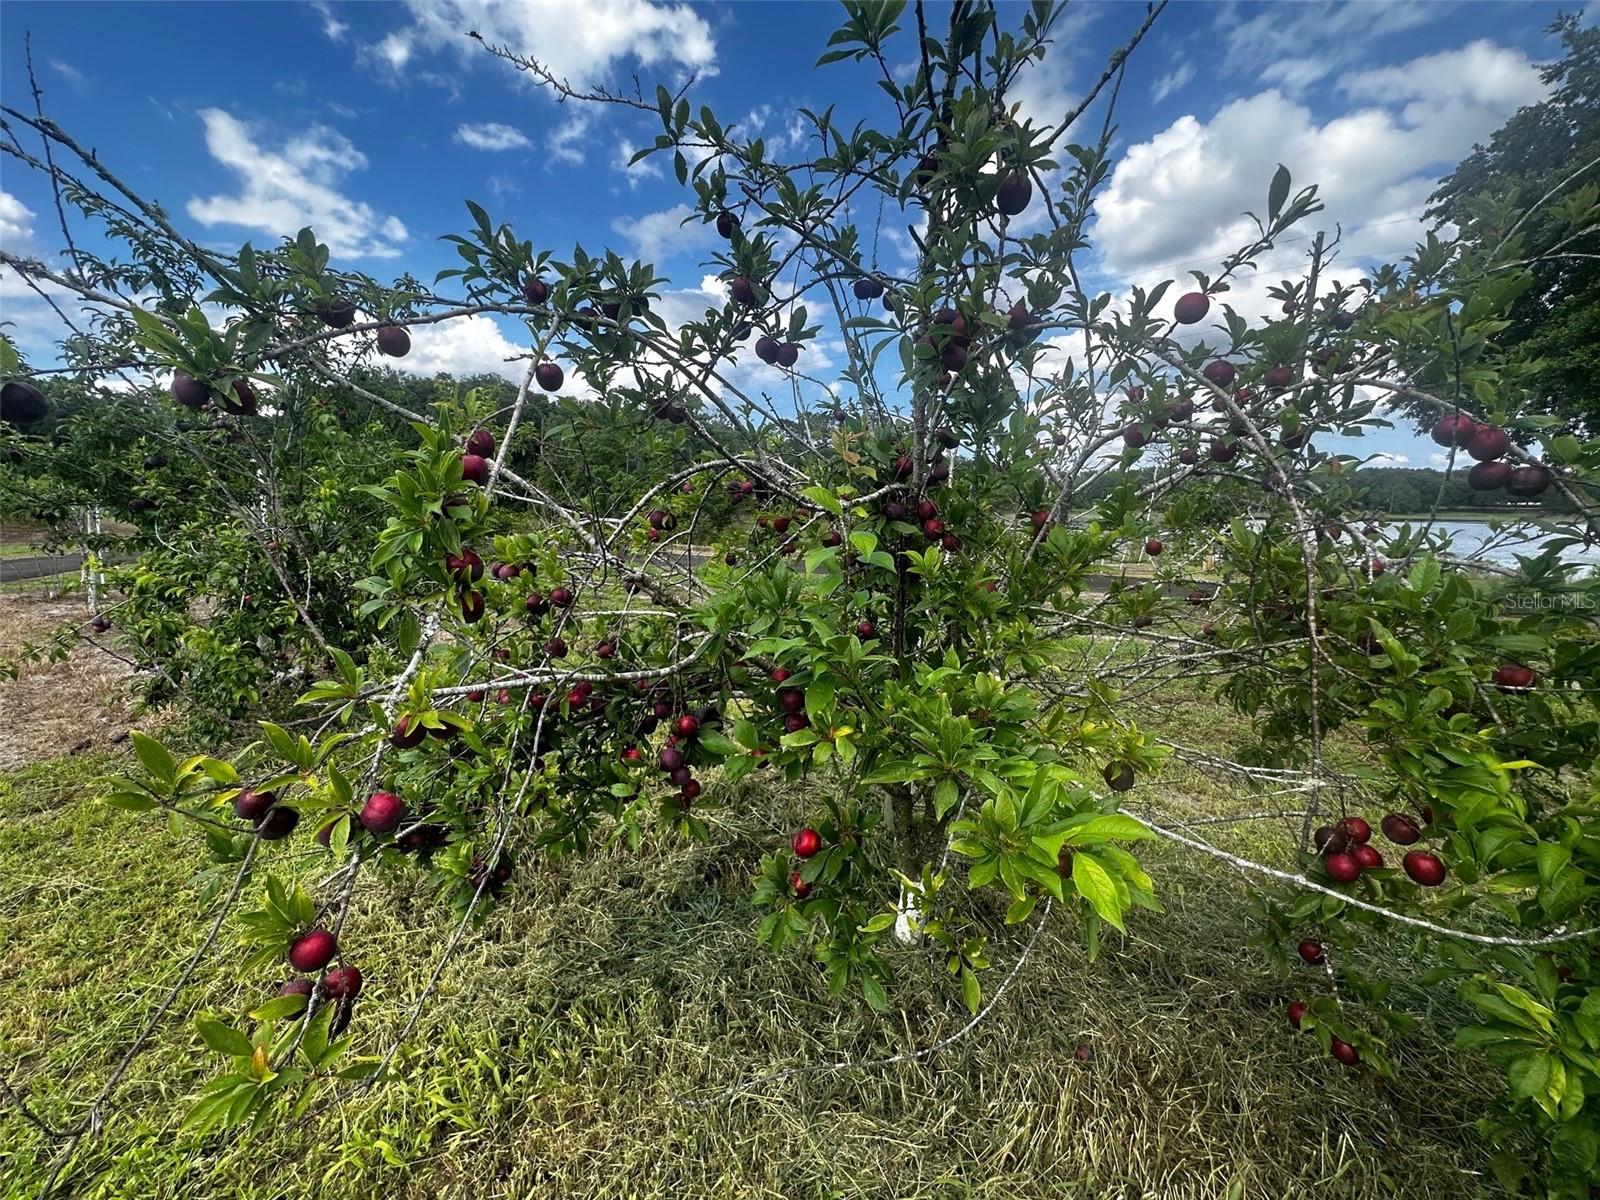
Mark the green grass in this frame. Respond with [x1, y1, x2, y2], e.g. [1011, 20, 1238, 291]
[0, 573, 82, 597]
[0, 709, 1517, 1200]
[1378, 511, 1539, 523]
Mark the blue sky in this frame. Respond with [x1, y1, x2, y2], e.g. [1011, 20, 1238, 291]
[1, 0, 1591, 467]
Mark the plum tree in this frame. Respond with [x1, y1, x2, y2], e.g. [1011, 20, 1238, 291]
[4, 4, 1598, 1194]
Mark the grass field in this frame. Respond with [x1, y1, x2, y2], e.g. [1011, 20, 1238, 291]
[0, 671, 1520, 1200]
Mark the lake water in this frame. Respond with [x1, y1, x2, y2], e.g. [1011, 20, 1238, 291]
[1380, 518, 1600, 572]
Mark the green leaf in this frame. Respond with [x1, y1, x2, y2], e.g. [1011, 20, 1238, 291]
[1267, 164, 1291, 220]
[1469, 990, 1548, 1032]
[849, 531, 878, 559]
[1071, 852, 1125, 932]
[131, 731, 177, 786]
[860, 974, 889, 1013]
[1060, 814, 1155, 845]
[805, 677, 836, 717]
[1407, 552, 1440, 594]
[249, 995, 309, 1022]
[182, 1077, 255, 1133]
[301, 1003, 335, 1067]
[1550, 434, 1582, 464]
[1508, 1052, 1552, 1102]
[1575, 992, 1600, 1049]
[697, 729, 740, 757]
[799, 486, 842, 516]
[1550, 1122, 1600, 1173]
[195, 1016, 253, 1057]
[1535, 842, 1571, 885]
[1455, 1023, 1538, 1051]
[960, 966, 982, 1013]
[863, 760, 921, 784]
[105, 787, 158, 812]
[1004, 893, 1037, 925]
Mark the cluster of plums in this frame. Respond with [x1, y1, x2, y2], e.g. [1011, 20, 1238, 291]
[1169, 292, 1544, 484]
[910, 143, 1033, 219]
[169, 371, 258, 416]
[1431, 414, 1550, 497]
[232, 785, 298, 840]
[1287, 941, 1359, 1064]
[1290, 809, 1444, 1068]
[789, 824, 822, 898]
[1312, 812, 1447, 886]
[1283, 986, 1361, 1066]
[753, 332, 803, 370]
[259, 777, 460, 1035]
[754, 507, 809, 558]
[769, 666, 813, 738]
[646, 709, 717, 804]
[716, 221, 804, 372]
[881, 491, 959, 553]
[238, 776, 424, 847]
[643, 506, 677, 543]
[1172, 290, 1555, 501]
[1120, 381, 1249, 465]
[917, 306, 978, 375]
[460, 426, 498, 486]
[726, 477, 758, 507]
[311, 296, 410, 358]
[279, 930, 360, 1034]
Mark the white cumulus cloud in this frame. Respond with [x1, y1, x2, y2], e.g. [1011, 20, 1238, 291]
[610, 202, 718, 264]
[395, 313, 529, 382]
[1090, 38, 1546, 321]
[1215, 1, 1445, 95]
[390, 0, 716, 85]
[614, 137, 663, 187]
[455, 122, 532, 151]
[185, 109, 409, 258]
[49, 59, 88, 91]
[311, 0, 349, 41]
[394, 315, 606, 401]
[1151, 62, 1195, 104]
[358, 0, 717, 166]
[0, 191, 37, 249]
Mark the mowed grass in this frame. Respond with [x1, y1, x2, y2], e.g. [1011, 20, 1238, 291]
[1, 700, 1514, 1200]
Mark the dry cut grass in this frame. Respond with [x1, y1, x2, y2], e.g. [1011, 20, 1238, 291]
[0, 589, 141, 771]
[0, 731, 1514, 1200]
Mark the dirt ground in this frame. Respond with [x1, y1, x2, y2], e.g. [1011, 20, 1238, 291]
[0, 585, 139, 771]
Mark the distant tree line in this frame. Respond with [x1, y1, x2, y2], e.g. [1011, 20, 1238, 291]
[1349, 466, 1574, 515]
